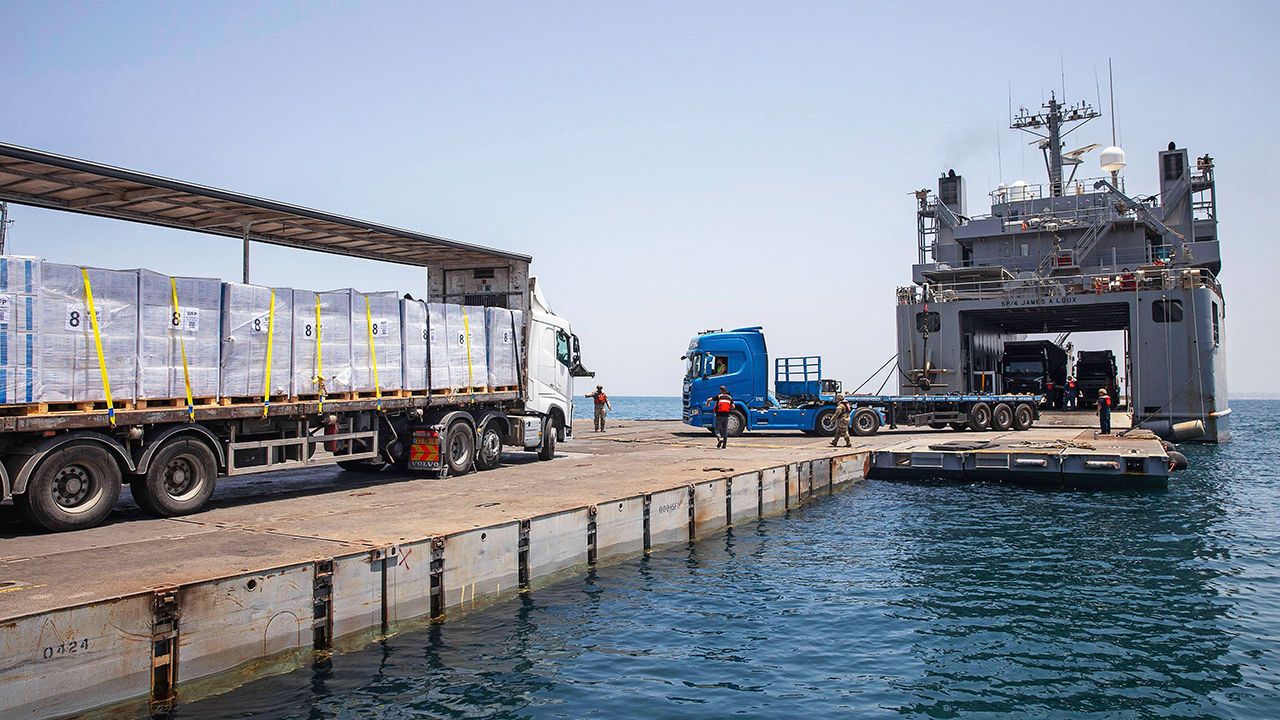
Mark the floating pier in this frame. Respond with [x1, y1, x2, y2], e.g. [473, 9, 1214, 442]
[0, 419, 1169, 718]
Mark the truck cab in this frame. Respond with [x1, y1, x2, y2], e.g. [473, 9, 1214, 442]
[682, 327, 839, 436]
[1000, 340, 1068, 408]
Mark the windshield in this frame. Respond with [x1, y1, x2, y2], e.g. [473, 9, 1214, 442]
[685, 352, 702, 379]
[1004, 361, 1044, 377]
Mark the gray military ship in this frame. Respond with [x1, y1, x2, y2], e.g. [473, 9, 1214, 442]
[896, 92, 1228, 441]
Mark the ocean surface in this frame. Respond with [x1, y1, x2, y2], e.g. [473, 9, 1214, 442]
[175, 400, 1280, 719]
[572, 395, 682, 421]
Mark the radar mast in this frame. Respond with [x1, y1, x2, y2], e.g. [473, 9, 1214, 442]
[1011, 93, 1101, 197]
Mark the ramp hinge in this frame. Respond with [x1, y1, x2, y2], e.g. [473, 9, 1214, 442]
[149, 588, 180, 713]
[313, 559, 334, 650]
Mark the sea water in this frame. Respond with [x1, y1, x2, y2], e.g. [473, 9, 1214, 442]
[174, 400, 1280, 719]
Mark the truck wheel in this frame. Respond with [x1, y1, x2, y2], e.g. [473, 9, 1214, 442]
[16, 444, 122, 532]
[537, 419, 557, 461]
[1012, 403, 1035, 431]
[337, 440, 388, 473]
[968, 402, 992, 431]
[475, 425, 503, 471]
[726, 411, 746, 437]
[992, 403, 1014, 431]
[815, 410, 837, 437]
[130, 439, 218, 517]
[949, 422, 968, 431]
[446, 422, 476, 474]
[928, 422, 947, 430]
[852, 408, 881, 436]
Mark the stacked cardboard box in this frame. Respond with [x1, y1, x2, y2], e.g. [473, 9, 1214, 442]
[351, 290, 402, 393]
[38, 262, 139, 403]
[400, 299, 430, 392]
[427, 303, 451, 392]
[219, 282, 293, 399]
[290, 289, 353, 397]
[445, 305, 488, 392]
[485, 307, 523, 389]
[137, 269, 222, 401]
[0, 256, 40, 405]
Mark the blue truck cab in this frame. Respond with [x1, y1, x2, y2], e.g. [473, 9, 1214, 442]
[683, 327, 842, 436]
[683, 327, 1044, 437]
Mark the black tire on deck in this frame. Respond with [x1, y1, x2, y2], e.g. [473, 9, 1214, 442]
[475, 425, 503, 471]
[968, 402, 992, 431]
[537, 419, 557, 461]
[852, 408, 881, 437]
[16, 444, 122, 532]
[992, 403, 1014, 432]
[131, 438, 218, 517]
[949, 422, 969, 431]
[446, 422, 477, 473]
[928, 422, 948, 430]
[726, 411, 747, 437]
[1012, 403, 1035, 431]
[815, 410, 837, 437]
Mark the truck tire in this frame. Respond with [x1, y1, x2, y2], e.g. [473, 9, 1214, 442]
[16, 444, 122, 532]
[537, 419, 557, 461]
[475, 425, 503, 471]
[337, 440, 388, 473]
[1012, 403, 1035, 431]
[928, 422, 948, 430]
[992, 403, 1014, 431]
[968, 402, 992, 431]
[130, 438, 218, 517]
[446, 422, 476, 474]
[949, 422, 969, 431]
[726, 411, 746, 437]
[852, 408, 880, 436]
[815, 410, 837, 437]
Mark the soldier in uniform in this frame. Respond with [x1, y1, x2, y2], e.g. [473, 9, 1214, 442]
[830, 394, 852, 448]
[586, 385, 612, 432]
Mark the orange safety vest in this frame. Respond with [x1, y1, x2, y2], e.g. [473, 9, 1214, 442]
[714, 395, 733, 414]
[594, 392, 608, 406]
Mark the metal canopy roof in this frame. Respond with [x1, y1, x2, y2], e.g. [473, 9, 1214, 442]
[0, 142, 530, 267]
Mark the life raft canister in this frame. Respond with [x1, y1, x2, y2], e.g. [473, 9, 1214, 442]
[715, 396, 733, 413]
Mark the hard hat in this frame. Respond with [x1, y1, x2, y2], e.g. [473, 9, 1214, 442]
[836, 393, 846, 400]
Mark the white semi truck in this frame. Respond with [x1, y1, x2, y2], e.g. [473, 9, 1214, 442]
[0, 143, 590, 532]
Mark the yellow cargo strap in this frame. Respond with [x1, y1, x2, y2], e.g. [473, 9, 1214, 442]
[314, 294, 324, 413]
[364, 296, 382, 410]
[462, 307, 474, 393]
[81, 269, 115, 427]
[169, 278, 196, 421]
[262, 289, 277, 418]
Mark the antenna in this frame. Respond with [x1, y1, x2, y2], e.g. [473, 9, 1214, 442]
[1011, 90, 1099, 196]
[1108, 58, 1116, 145]
[1060, 53, 1066, 100]
[997, 126, 1004, 183]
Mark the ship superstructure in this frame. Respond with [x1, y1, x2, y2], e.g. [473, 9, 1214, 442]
[897, 92, 1228, 441]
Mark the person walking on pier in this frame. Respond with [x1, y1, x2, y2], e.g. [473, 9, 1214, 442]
[831, 394, 852, 448]
[1097, 388, 1112, 435]
[1066, 376, 1078, 410]
[586, 385, 612, 432]
[707, 385, 734, 449]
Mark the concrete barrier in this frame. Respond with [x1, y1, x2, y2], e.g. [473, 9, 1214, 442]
[728, 472, 759, 524]
[0, 593, 152, 719]
[647, 486, 691, 548]
[594, 495, 645, 563]
[692, 479, 727, 538]
[529, 508, 590, 582]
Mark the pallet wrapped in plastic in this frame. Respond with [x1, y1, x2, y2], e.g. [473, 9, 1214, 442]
[350, 290, 402, 393]
[427, 303, 451, 391]
[137, 269, 221, 401]
[0, 256, 40, 405]
[485, 307, 523, 389]
[400, 299, 430, 392]
[38, 262, 139, 403]
[291, 289, 353, 397]
[219, 282, 292, 399]
[445, 304, 488, 392]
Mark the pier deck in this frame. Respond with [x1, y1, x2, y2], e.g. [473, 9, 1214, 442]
[0, 419, 1166, 718]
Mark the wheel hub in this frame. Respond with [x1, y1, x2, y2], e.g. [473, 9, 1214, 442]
[53, 465, 93, 508]
[164, 458, 197, 496]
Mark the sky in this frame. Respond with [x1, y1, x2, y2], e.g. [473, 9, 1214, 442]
[2, 1, 1276, 396]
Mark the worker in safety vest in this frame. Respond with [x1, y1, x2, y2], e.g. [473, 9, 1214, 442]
[1097, 388, 1112, 435]
[586, 385, 612, 432]
[705, 385, 734, 449]
[1065, 376, 1078, 410]
[830, 394, 852, 448]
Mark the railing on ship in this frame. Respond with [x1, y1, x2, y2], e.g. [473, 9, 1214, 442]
[896, 265, 1222, 305]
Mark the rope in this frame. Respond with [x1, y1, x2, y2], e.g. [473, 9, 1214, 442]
[851, 354, 897, 394]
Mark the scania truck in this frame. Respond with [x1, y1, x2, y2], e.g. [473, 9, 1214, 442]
[682, 327, 1042, 437]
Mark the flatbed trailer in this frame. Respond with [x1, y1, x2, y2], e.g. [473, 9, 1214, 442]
[839, 392, 1043, 436]
[0, 142, 589, 532]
